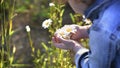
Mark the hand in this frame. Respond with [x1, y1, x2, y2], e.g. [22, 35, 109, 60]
[70, 24, 90, 40]
[52, 36, 83, 53]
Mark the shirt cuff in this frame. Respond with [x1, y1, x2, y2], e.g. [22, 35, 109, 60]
[75, 48, 89, 68]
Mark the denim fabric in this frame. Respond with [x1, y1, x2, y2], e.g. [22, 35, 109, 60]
[75, 0, 120, 68]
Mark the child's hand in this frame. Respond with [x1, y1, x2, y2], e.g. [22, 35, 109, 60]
[70, 24, 90, 40]
[52, 36, 83, 53]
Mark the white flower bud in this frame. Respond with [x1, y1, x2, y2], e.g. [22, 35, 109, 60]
[25, 25, 31, 32]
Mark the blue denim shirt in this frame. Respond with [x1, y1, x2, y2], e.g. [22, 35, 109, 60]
[75, 0, 120, 68]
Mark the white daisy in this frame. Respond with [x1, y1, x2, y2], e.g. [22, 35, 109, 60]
[49, 3, 55, 7]
[63, 25, 77, 34]
[55, 25, 77, 39]
[55, 29, 65, 38]
[42, 19, 52, 29]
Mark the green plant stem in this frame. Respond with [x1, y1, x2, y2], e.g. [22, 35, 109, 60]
[27, 32, 35, 54]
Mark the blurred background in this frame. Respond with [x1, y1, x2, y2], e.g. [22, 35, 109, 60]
[0, 0, 86, 68]
[13, 0, 73, 65]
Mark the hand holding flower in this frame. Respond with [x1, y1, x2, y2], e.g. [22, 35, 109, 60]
[52, 36, 83, 53]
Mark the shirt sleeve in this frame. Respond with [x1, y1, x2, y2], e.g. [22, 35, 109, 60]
[75, 48, 89, 68]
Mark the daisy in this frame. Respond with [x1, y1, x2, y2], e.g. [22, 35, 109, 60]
[55, 25, 77, 39]
[55, 29, 67, 39]
[63, 25, 77, 34]
[42, 19, 52, 29]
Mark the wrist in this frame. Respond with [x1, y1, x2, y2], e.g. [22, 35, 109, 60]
[72, 43, 83, 53]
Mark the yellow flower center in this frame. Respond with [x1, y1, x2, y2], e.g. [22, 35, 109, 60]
[45, 22, 49, 26]
[66, 28, 72, 32]
[59, 31, 64, 36]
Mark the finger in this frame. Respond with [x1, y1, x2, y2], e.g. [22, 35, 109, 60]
[52, 37, 62, 47]
[70, 32, 76, 39]
[71, 33, 79, 40]
[52, 37, 56, 43]
[52, 36, 60, 43]
[57, 37, 70, 43]
[54, 43, 68, 50]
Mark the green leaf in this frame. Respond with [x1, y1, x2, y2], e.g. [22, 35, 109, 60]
[41, 42, 48, 51]
[60, 9, 65, 17]
[70, 13, 75, 23]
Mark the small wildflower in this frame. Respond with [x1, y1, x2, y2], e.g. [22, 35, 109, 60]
[84, 19, 91, 24]
[82, 15, 91, 24]
[49, 3, 55, 7]
[55, 28, 66, 38]
[25, 25, 31, 32]
[82, 15, 85, 19]
[63, 25, 77, 34]
[42, 19, 52, 29]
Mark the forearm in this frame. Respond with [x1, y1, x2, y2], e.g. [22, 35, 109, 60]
[72, 42, 88, 53]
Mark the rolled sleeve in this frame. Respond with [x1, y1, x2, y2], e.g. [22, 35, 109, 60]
[75, 48, 89, 68]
